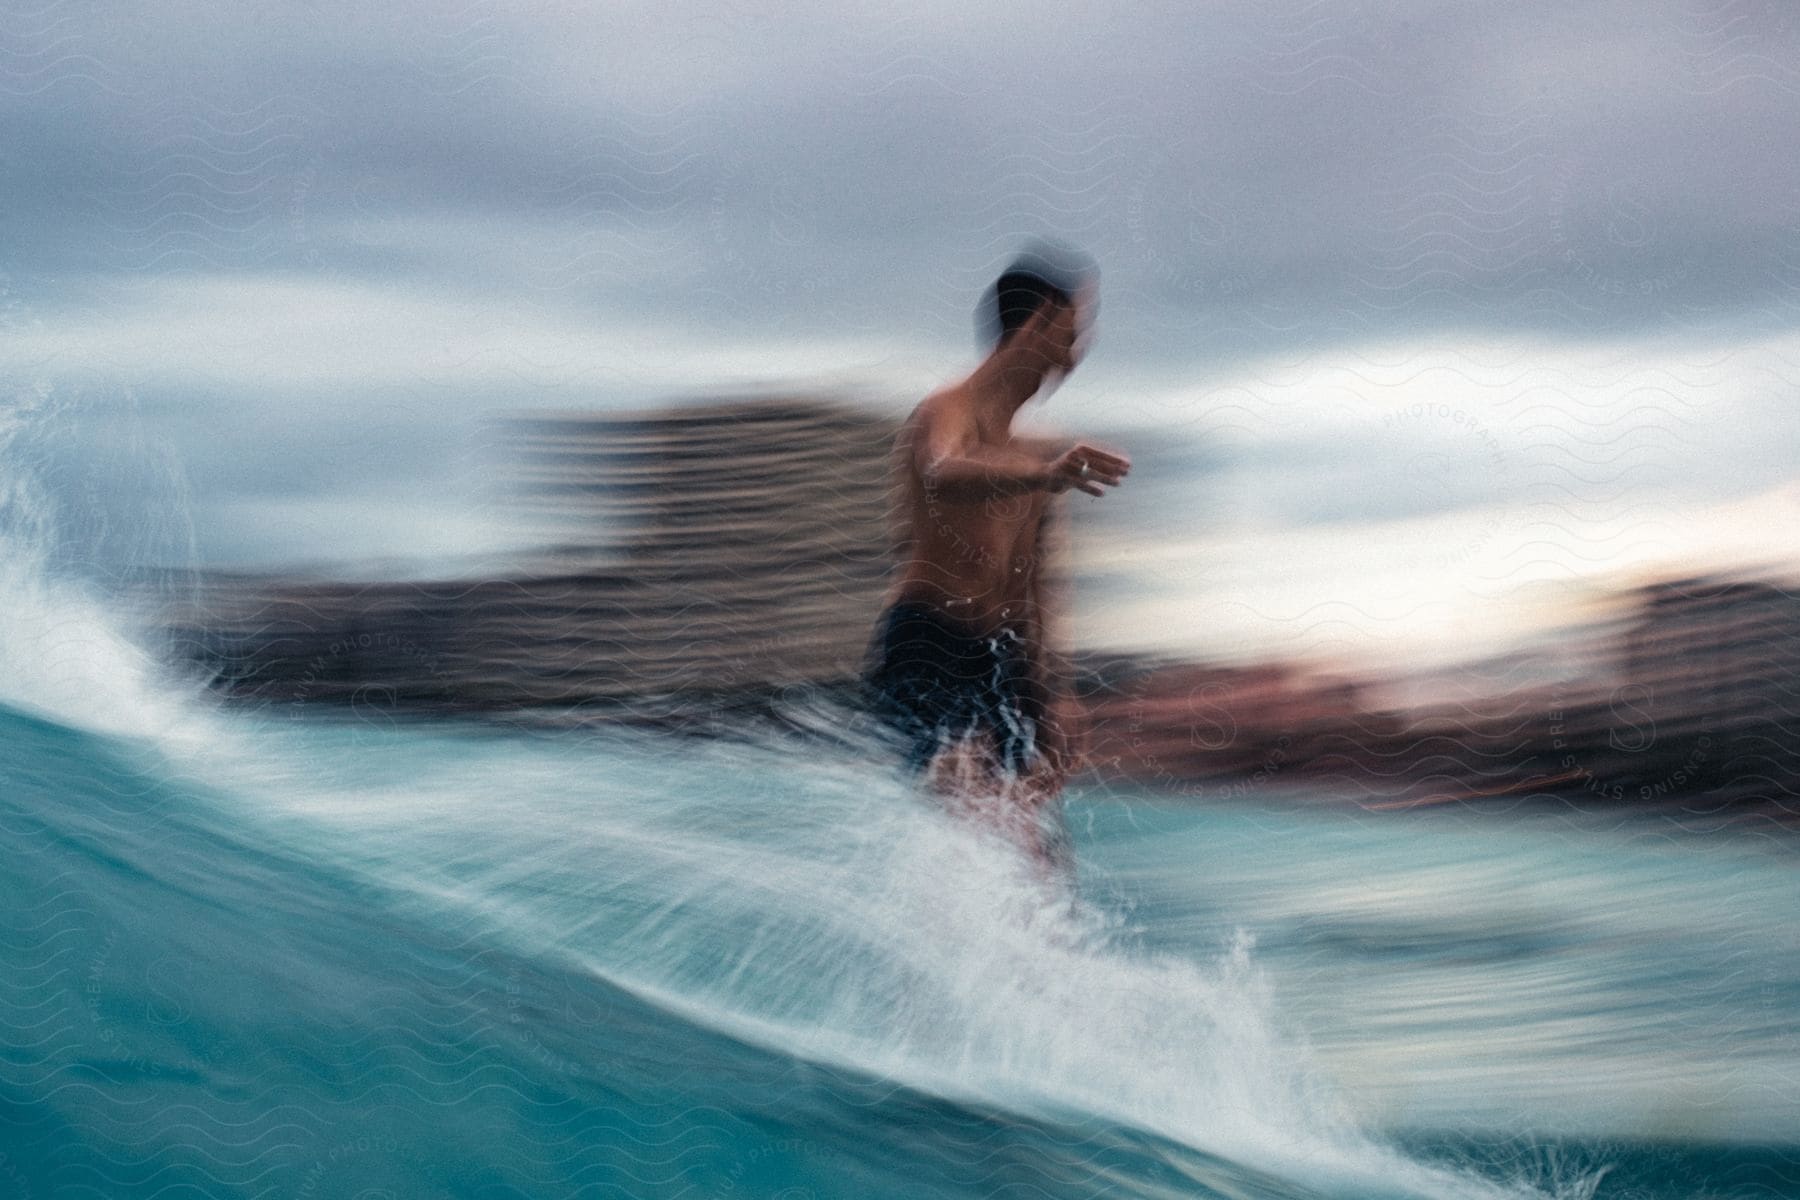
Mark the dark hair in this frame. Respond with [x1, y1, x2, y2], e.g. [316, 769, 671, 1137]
[981, 241, 1096, 348]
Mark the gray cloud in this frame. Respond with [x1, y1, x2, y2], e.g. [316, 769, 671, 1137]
[4, 0, 1800, 580]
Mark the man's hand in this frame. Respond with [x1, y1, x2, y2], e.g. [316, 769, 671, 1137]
[1046, 443, 1130, 497]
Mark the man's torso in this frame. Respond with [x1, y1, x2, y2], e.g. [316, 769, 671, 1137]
[888, 388, 1051, 638]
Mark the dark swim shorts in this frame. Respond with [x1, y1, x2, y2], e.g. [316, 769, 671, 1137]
[861, 601, 1048, 777]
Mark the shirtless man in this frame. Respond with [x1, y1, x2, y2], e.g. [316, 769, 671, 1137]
[863, 246, 1129, 874]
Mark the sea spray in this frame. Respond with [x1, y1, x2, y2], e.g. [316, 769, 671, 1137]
[0, 383, 212, 747]
[198, 723, 1587, 1200]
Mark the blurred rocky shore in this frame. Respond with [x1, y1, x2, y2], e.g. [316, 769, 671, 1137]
[1076, 570, 1800, 827]
[133, 397, 1800, 825]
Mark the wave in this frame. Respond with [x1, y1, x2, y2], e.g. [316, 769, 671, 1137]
[0, 394, 1599, 1199]
[0, 679, 1613, 1199]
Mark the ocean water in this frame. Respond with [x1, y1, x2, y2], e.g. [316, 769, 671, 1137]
[4, 599, 1800, 1199]
[2, 437, 1800, 1198]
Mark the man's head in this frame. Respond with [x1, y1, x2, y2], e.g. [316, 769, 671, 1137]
[982, 242, 1097, 378]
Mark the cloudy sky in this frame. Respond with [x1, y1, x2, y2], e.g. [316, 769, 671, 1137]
[4, 0, 1799, 668]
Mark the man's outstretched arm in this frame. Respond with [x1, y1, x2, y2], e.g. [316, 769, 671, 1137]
[913, 406, 1128, 503]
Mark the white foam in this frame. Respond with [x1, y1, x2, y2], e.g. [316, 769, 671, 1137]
[215, 728, 1589, 1200]
[0, 383, 223, 755]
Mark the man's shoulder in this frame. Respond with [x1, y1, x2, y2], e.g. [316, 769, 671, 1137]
[910, 383, 969, 421]
[904, 386, 976, 449]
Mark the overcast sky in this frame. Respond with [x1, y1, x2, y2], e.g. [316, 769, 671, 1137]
[4, 0, 1799, 666]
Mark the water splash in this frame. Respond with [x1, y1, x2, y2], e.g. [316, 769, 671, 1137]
[0, 380, 214, 749]
[211, 723, 1590, 1200]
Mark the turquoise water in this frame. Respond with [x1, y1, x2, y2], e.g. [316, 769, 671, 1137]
[3, 626, 1799, 1198]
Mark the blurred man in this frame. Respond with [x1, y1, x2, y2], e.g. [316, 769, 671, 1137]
[863, 245, 1129, 877]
